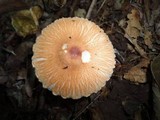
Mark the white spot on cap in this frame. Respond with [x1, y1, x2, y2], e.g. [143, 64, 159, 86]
[62, 43, 68, 53]
[81, 50, 91, 63]
[62, 43, 68, 50]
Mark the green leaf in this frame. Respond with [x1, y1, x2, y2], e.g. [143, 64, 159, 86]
[11, 6, 42, 37]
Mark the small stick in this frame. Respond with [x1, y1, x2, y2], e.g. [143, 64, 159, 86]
[97, 0, 107, 14]
[125, 33, 147, 58]
[86, 0, 97, 19]
[72, 91, 102, 120]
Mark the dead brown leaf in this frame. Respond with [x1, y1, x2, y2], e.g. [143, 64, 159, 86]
[119, 8, 147, 58]
[144, 30, 153, 49]
[125, 8, 142, 39]
[124, 59, 150, 83]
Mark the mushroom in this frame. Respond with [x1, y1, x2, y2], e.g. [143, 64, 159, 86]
[32, 17, 115, 99]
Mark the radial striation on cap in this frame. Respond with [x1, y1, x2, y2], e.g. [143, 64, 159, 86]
[32, 17, 116, 99]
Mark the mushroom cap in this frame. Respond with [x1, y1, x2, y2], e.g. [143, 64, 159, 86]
[32, 17, 115, 99]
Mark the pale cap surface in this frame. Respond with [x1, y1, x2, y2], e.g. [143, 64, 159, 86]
[32, 17, 115, 99]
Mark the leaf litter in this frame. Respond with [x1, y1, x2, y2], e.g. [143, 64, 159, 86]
[0, 0, 160, 120]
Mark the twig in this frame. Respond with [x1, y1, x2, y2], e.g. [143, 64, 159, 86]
[113, 26, 148, 58]
[97, 0, 107, 14]
[72, 91, 102, 120]
[86, 0, 97, 19]
[125, 33, 147, 58]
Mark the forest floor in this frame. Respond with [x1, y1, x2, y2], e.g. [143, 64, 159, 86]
[0, 0, 160, 120]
